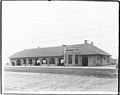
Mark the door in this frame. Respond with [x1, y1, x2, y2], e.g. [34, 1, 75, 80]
[82, 56, 88, 66]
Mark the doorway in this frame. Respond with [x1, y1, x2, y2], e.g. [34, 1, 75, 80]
[49, 58, 55, 64]
[82, 56, 88, 66]
[57, 58, 64, 66]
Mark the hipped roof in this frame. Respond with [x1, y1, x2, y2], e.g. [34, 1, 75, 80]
[9, 43, 110, 58]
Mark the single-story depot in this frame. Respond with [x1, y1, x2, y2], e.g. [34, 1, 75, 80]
[9, 41, 111, 66]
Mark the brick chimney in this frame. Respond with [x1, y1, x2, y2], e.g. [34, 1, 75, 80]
[91, 42, 94, 45]
[85, 40, 88, 44]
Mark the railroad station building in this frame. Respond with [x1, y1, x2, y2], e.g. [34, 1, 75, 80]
[9, 40, 111, 66]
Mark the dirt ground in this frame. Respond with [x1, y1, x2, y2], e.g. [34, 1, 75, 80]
[4, 71, 118, 93]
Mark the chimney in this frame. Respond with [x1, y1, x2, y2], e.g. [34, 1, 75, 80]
[63, 44, 66, 47]
[84, 40, 88, 44]
[91, 42, 94, 45]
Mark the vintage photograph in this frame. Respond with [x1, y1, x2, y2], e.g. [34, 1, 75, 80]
[2, 1, 118, 94]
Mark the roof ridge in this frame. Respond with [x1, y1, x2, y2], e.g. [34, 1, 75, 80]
[67, 43, 83, 46]
[26, 45, 63, 50]
[26, 43, 85, 50]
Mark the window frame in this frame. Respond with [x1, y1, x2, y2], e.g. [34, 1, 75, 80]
[68, 54, 72, 64]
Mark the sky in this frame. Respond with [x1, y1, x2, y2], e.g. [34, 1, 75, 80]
[2, 1, 118, 64]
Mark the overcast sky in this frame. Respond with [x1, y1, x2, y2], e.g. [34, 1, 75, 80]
[2, 1, 118, 64]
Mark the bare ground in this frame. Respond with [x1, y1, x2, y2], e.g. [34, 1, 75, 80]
[4, 71, 118, 92]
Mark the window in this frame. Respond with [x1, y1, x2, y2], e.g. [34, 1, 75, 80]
[75, 55, 78, 64]
[68, 55, 72, 64]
